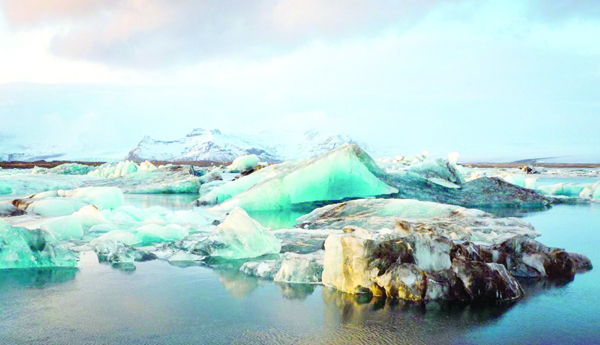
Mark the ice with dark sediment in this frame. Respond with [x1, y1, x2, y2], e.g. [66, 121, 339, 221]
[206, 144, 399, 211]
[202, 144, 550, 213]
[320, 224, 591, 302]
[296, 199, 539, 244]
[0, 144, 592, 305]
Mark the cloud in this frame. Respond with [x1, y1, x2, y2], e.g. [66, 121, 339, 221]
[0, 0, 458, 67]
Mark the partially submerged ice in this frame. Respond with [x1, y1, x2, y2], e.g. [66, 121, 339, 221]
[12, 187, 124, 216]
[193, 207, 281, 259]
[228, 154, 260, 174]
[87, 161, 140, 179]
[31, 163, 96, 175]
[321, 226, 591, 302]
[0, 218, 78, 269]
[297, 199, 538, 244]
[240, 251, 324, 284]
[208, 144, 398, 211]
[536, 180, 600, 200]
[234, 198, 591, 301]
[87, 164, 201, 194]
[0, 172, 92, 196]
[201, 144, 550, 212]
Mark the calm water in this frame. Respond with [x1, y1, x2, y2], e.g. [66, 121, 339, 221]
[1, 187, 599, 344]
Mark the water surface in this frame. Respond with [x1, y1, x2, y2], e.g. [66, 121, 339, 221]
[1, 194, 599, 344]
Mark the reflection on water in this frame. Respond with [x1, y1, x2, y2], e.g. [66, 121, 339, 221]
[1, 193, 599, 344]
[215, 269, 261, 299]
[0, 268, 78, 289]
[277, 283, 316, 300]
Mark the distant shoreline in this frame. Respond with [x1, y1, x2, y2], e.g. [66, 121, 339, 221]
[0, 160, 224, 169]
[1, 160, 599, 170]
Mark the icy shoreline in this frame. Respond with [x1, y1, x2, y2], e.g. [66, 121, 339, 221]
[1, 144, 596, 304]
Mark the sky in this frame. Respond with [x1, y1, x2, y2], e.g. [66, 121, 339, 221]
[0, 0, 599, 162]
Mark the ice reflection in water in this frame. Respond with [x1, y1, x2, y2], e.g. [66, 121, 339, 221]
[0, 185, 597, 344]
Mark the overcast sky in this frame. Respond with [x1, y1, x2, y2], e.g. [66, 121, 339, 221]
[0, 0, 599, 161]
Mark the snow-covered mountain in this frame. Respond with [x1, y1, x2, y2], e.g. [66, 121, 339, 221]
[0, 136, 125, 162]
[126, 128, 355, 162]
[126, 128, 277, 162]
[0, 128, 355, 163]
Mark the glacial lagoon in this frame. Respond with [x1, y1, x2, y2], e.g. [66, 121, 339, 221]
[1, 181, 598, 344]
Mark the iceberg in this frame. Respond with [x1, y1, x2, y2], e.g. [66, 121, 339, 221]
[196, 161, 297, 206]
[0, 219, 78, 269]
[202, 144, 550, 211]
[31, 163, 96, 175]
[92, 222, 190, 247]
[88, 161, 139, 179]
[536, 180, 600, 200]
[502, 175, 538, 189]
[321, 228, 590, 302]
[210, 144, 398, 211]
[0, 173, 92, 196]
[87, 165, 201, 194]
[239, 251, 324, 283]
[92, 240, 136, 270]
[273, 252, 323, 284]
[12, 187, 124, 216]
[197, 207, 281, 259]
[228, 154, 260, 174]
[9, 205, 108, 241]
[297, 199, 539, 244]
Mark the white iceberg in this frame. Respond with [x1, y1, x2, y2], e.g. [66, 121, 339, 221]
[202, 207, 281, 259]
[229, 154, 260, 173]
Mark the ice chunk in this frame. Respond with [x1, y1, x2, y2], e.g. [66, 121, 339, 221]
[0, 173, 90, 196]
[199, 180, 226, 197]
[135, 224, 189, 244]
[229, 154, 260, 173]
[0, 202, 20, 216]
[240, 260, 279, 279]
[61, 187, 124, 210]
[321, 231, 532, 301]
[93, 230, 139, 246]
[405, 158, 465, 186]
[139, 160, 157, 172]
[88, 161, 139, 179]
[200, 207, 281, 259]
[502, 175, 537, 189]
[537, 183, 588, 198]
[167, 251, 205, 262]
[297, 199, 539, 244]
[199, 168, 223, 184]
[410, 234, 452, 272]
[239, 251, 324, 283]
[92, 240, 136, 270]
[13, 187, 124, 216]
[273, 252, 324, 284]
[0, 219, 78, 269]
[448, 152, 460, 164]
[31, 163, 95, 175]
[211, 144, 398, 211]
[92, 223, 189, 247]
[16, 197, 86, 217]
[41, 215, 84, 240]
[88, 165, 201, 194]
[196, 161, 295, 205]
